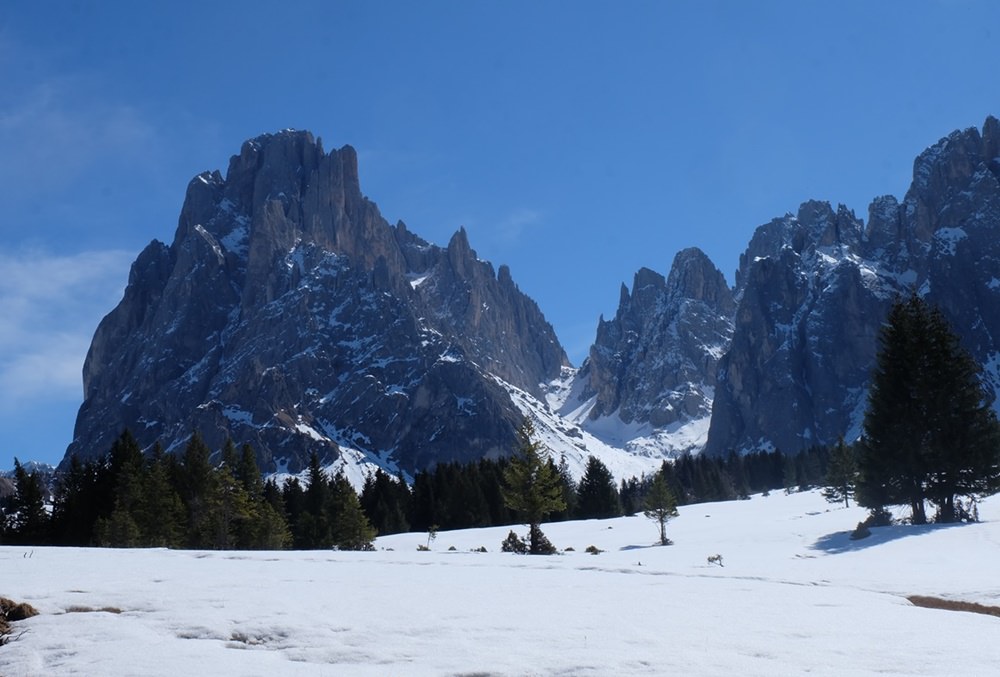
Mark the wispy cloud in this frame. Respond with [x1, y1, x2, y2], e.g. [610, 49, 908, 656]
[0, 78, 156, 202]
[0, 248, 134, 408]
[497, 208, 542, 245]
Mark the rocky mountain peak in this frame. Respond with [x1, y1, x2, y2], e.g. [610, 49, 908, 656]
[570, 248, 734, 453]
[706, 116, 1000, 457]
[68, 130, 567, 475]
[735, 201, 864, 292]
[667, 247, 736, 313]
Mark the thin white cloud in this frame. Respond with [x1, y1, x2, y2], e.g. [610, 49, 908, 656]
[494, 208, 542, 246]
[0, 78, 155, 201]
[0, 248, 134, 408]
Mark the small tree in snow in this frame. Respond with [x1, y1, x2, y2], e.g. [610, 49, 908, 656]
[502, 419, 565, 554]
[643, 469, 678, 546]
[822, 438, 858, 508]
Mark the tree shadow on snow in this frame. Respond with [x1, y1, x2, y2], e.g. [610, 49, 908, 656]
[811, 522, 968, 554]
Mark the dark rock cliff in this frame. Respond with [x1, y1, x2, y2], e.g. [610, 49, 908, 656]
[69, 131, 568, 473]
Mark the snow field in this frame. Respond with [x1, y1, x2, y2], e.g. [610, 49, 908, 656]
[3, 489, 1000, 675]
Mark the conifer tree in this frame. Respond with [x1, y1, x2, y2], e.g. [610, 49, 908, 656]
[858, 295, 1000, 523]
[643, 468, 678, 545]
[576, 455, 621, 519]
[822, 439, 858, 508]
[176, 431, 221, 547]
[51, 455, 102, 545]
[329, 472, 376, 550]
[552, 453, 578, 520]
[95, 430, 147, 546]
[502, 419, 565, 554]
[136, 443, 185, 547]
[360, 469, 410, 535]
[296, 452, 333, 548]
[8, 459, 48, 544]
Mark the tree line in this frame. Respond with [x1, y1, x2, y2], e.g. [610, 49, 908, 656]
[0, 427, 831, 549]
[3, 294, 997, 548]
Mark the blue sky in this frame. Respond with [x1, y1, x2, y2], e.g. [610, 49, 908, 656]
[2, 1, 1000, 469]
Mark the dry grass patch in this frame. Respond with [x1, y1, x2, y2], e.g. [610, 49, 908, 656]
[907, 595, 1000, 619]
[0, 596, 39, 647]
[0, 597, 38, 622]
[64, 605, 123, 614]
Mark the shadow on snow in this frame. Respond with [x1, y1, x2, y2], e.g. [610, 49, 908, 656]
[810, 521, 970, 554]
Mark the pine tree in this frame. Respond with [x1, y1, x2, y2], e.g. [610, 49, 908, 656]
[822, 439, 858, 508]
[95, 430, 147, 547]
[360, 469, 410, 535]
[8, 459, 48, 544]
[643, 469, 678, 545]
[296, 452, 333, 548]
[51, 455, 102, 545]
[858, 295, 1000, 523]
[329, 472, 376, 550]
[176, 431, 222, 547]
[553, 453, 578, 520]
[576, 455, 621, 519]
[502, 419, 565, 554]
[136, 444, 185, 547]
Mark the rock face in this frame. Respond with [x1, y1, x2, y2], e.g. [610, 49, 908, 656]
[67, 117, 1000, 475]
[561, 248, 735, 455]
[704, 117, 1000, 455]
[69, 131, 567, 473]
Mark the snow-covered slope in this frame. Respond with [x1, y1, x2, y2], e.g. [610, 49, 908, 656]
[4, 490, 1000, 676]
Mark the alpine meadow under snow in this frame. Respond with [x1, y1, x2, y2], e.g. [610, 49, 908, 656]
[3, 489, 1000, 676]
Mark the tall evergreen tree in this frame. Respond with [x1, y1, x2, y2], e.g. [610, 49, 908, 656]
[329, 472, 376, 550]
[176, 431, 221, 547]
[575, 455, 621, 519]
[8, 458, 49, 544]
[858, 295, 1000, 523]
[502, 419, 565, 554]
[51, 455, 102, 545]
[136, 443, 185, 547]
[296, 452, 333, 548]
[360, 469, 410, 535]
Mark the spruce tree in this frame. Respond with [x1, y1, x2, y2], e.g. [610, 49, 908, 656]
[9, 459, 48, 544]
[643, 469, 678, 545]
[502, 419, 565, 554]
[329, 472, 376, 550]
[576, 455, 621, 519]
[296, 452, 332, 548]
[822, 439, 858, 508]
[136, 444, 185, 547]
[177, 431, 221, 547]
[858, 295, 1000, 523]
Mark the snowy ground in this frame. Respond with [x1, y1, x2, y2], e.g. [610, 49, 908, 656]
[3, 490, 1000, 676]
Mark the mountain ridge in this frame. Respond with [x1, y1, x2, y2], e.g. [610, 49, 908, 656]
[66, 117, 1000, 477]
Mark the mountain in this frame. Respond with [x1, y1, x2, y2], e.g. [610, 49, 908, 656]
[66, 117, 1000, 478]
[553, 249, 735, 457]
[68, 131, 568, 474]
[704, 117, 1000, 455]
[555, 116, 1000, 461]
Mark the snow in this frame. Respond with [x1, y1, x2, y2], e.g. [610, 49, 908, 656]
[406, 272, 431, 289]
[218, 226, 248, 256]
[499, 377, 691, 481]
[540, 369, 709, 465]
[3, 489, 1000, 675]
[193, 224, 224, 264]
[934, 227, 967, 255]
